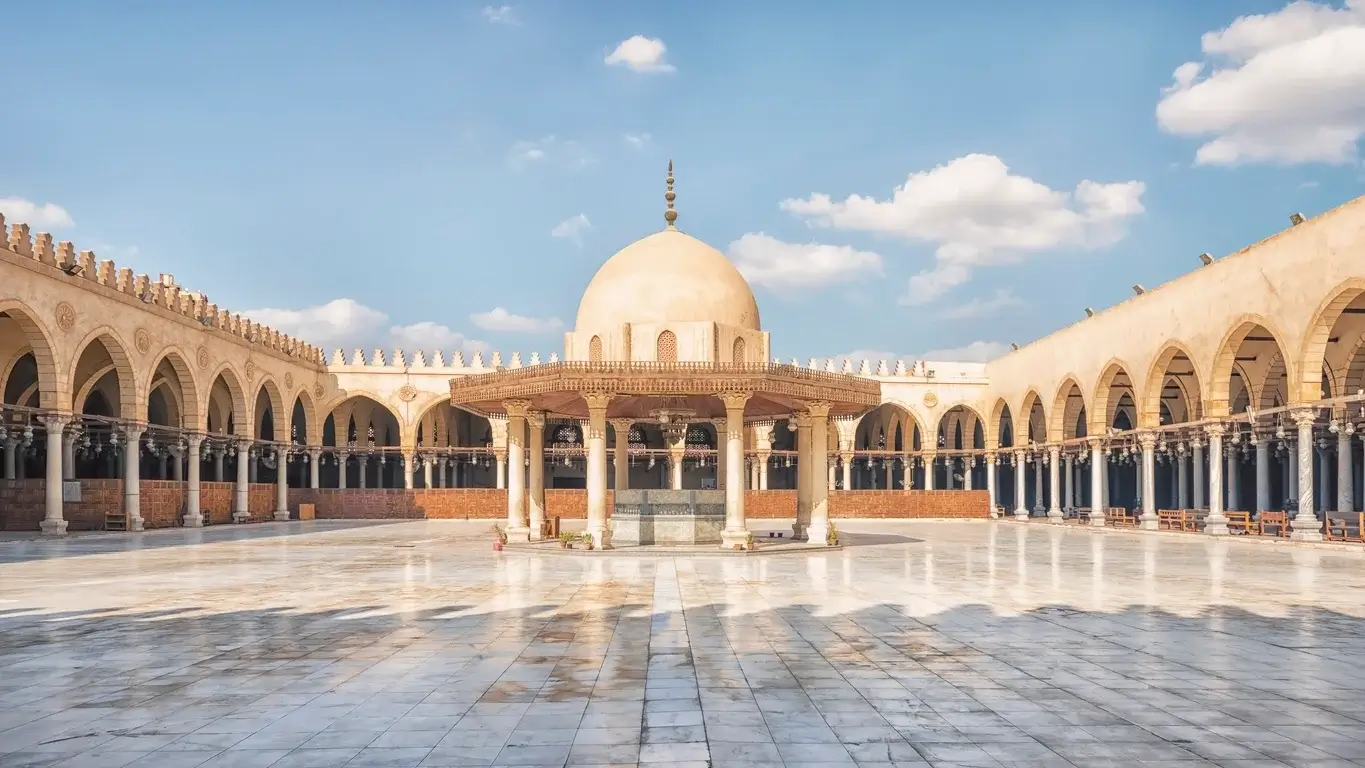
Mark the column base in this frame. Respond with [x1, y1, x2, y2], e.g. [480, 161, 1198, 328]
[505, 525, 531, 543]
[232, 511, 249, 523]
[588, 526, 612, 550]
[790, 521, 808, 540]
[1138, 516, 1158, 531]
[1089, 514, 1107, 528]
[807, 520, 831, 546]
[720, 528, 751, 549]
[129, 517, 145, 533]
[39, 519, 68, 537]
[1290, 526, 1323, 542]
[183, 511, 204, 528]
[1203, 516, 1229, 536]
[1047, 509, 1063, 524]
[1013, 508, 1029, 521]
[273, 509, 291, 522]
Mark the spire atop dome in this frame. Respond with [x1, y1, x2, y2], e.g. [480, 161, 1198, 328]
[664, 159, 678, 229]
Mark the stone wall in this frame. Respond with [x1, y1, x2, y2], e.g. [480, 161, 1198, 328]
[0, 479, 282, 531]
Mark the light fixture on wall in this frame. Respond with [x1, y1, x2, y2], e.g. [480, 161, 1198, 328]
[1132, 285, 1146, 295]
[1289, 212, 1306, 226]
[60, 262, 83, 276]
[1084, 308, 1094, 317]
[1199, 253, 1213, 266]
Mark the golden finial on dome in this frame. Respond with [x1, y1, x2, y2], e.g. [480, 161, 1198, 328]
[664, 159, 677, 229]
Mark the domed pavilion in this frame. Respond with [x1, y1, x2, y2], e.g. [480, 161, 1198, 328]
[449, 163, 880, 549]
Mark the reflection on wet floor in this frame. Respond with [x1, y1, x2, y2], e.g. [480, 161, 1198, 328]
[2, 519, 1364, 767]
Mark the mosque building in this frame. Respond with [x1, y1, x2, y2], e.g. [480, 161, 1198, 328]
[2, 165, 1364, 545]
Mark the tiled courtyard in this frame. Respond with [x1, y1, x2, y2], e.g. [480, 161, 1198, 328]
[2, 520, 1364, 768]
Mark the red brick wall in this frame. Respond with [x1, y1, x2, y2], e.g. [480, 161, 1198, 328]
[247, 483, 274, 522]
[747, 490, 797, 518]
[141, 481, 187, 529]
[2, 479, 130, 531]
[829, 490, 988, 518]
[200, 482, 236, 525]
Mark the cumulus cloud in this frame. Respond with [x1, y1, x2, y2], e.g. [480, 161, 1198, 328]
[481, 4, 519, 24]
[469, 307, 564, 334]
[1156, 0, 1365, 165]
[938, 288, 1027, 319]
[918, 341, 1010, 363]
[727, 233, 882, 291]
[508, 136, 594, 170]
[623, 132, 652, 149]
[551, 213, 592, 245]
[243, 299, 486, 354]
[781, 154, 1144, 304]
[605, 35, 676, 73]
[0, 196, 75, 229]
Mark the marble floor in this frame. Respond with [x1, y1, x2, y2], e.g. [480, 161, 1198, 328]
[2, 520, 1364, 768]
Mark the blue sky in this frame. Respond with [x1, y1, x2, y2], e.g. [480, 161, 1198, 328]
[3, 0, 1363, 362]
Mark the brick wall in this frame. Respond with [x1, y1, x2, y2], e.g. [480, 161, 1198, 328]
[200, 482, 235, 525]
[141, 481, 187, 529]
[829, 490, 988, 518]
[2, 479, 131, 531]
[746, 490, 797, 518]
[287, 489, 612, 521]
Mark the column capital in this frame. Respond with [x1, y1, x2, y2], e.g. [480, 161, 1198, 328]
[802, 401, 831, 419]
[792, 413, 813, 429]
[187, 433, 205, 448]
[526, 410, 546, 430]
[718, 392, 751, 412]
[609, 418, 634, 431]
[1204, 422, 1226, 438]
[583, 392, 613, 413]
[1087, 437, 1105, 449]
[1137, 431, 1158, 449]
[1290, 407, 1319, 428]
[37, 413, 71, 430]
[503, 399, 532, 418]
[984, 450, 996, 462]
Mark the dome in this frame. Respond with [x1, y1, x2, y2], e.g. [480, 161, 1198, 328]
[574, 228, 761, 331]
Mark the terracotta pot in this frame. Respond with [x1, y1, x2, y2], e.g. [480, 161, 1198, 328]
[493, 542, 503, 552]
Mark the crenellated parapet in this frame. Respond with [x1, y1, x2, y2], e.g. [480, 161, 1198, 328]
[326, 348, 562, 372]
[1, 214, 327, 368]
[771, 357, 989, 382]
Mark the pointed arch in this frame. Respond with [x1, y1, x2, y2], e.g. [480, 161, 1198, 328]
[1048, 376, 1087, 442]
[988, 398, 1014, 449]
[1090, 358, 1137, 434]
[1140, 341, 1204, 428]
[203, 362, 249, 437]
[1015, 389, 1046, 446]
[937, 403, 985, 450]
[589, 335, 603, 363]
[253, 375, 289, 441]
[66, 325, 139, 418]
[291, 385, 320, 445]
[1208, 314, 1295, 417]
[656, 330, 677, 363]
[147, 348, 201, 429]
[1299, 278, 1365, 403]
[0, 300, 61, 409]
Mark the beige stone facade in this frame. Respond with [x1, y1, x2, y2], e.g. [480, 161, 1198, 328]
[3, 181, 1365, 542]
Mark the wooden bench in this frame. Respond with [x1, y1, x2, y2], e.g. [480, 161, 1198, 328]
[1157, 510, 1185, 531]
[1225, 511, 1254, 534]
[1259, 511, 1289, 537]
[1326, 513, 1364, 542]
[1107, 508, 1138, 527]
[1077, 507, 1093, 524]
[104, 511, 127, 532]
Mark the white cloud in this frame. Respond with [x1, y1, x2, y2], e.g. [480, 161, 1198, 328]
[605, 35, 676, 73]
[481, 4, 519, 24]
[938, 288, 1027, 319]
[781, 154, 1144, 304]
[918, 341, 1010, 363]
[0, 196, 75, 229]
[1156, 0, 1365, 165]
[550, 213, 592, 246]
[470, 307, 564, 334]
[623, 132, 652, 149]
[508, 136, 593, 170]
[243, 298, 486, 354]
[727, 233, 882, 291]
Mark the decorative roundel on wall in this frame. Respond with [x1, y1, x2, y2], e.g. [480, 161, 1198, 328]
[313, 382, 325, 399]
[397, 384, 418, 402]
[244, 361, 256, 381]
[134, 327, 151, 354]
[923, 392, 938, 408]
[284, 373, 294, 390]
[196, 346, 210, 369]
[55, 302, 77, 332]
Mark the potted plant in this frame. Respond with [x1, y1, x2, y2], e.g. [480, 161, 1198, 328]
[826, 522, 840, 546]
[491, 523, 507, 551]
[743, 532, 756, 551]
[580, 532, 595, 551]
[557, 531, 576, 549]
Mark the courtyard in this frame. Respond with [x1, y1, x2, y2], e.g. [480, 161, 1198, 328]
[1, 522, 1363, 768]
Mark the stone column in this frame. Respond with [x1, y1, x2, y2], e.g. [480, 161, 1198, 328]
[829, 462, 837, 491]
[62, 430, 78, 481]
[338, 452, 349, 489]
[750, 455, 759, 490]
[39, 415, 69, 536]
[963, 456, 974, 491]
[757, 450, 770, 490]
[807, 404, 832, 545]
[667, 425, 686, 490]
[399, 452, 412, 490]
[1138, 432, 1158, 530]
[248, 453, 258, 483]
[233, 439, 250, 522]
[214, 447, 225, 482]
[275, 449, 290, 521]
[793, 414, 812, 540]
[1047, 446, 1062, 522]
[1227, 441, 1239, 510]
[902, 455, 912, 490]
[168, 447, 183, 482]
[716, 419, 727, 491]
[123, 427, 146, 531]
[1013, 450, 1027, 519]
[1205, 425, 1228, 535]
[720, 393, 751, 548]
[1063, 453, 1074, 511]
[584, 393, 612, 549]
[1290, 409, 1320, 541]
[1339, 426, 1354, 514]
[611, 419, 631, 491]
[422, 456, 433, 489]
[1254, 435, 1270, 513]
[183, 435, 203, 527]
[1031, 455, 1042, 514]
[357, 456, 368, 489]
[1288, 439, 1299, 503]
[504, 401, 530, 542]
[3, 438, 18, 480]
[1089, 440, 1106, 527]
[495, 450, 506, 490]
[1192, 441, 1205, 509]
[1177, 451, 1189, 509]
[841, 452, 853, 491]
[985, 451, 997, 513]
[308, 449, 320, 488]
[528, 411, 546, 539]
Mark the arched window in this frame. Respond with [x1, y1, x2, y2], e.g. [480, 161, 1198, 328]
[589, 335, 603, 363]
[656, 330, 677, 363]
[732, 337, 746, 363]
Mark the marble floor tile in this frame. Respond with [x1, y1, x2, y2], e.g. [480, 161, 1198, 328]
[4, 520, 1365, 768]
